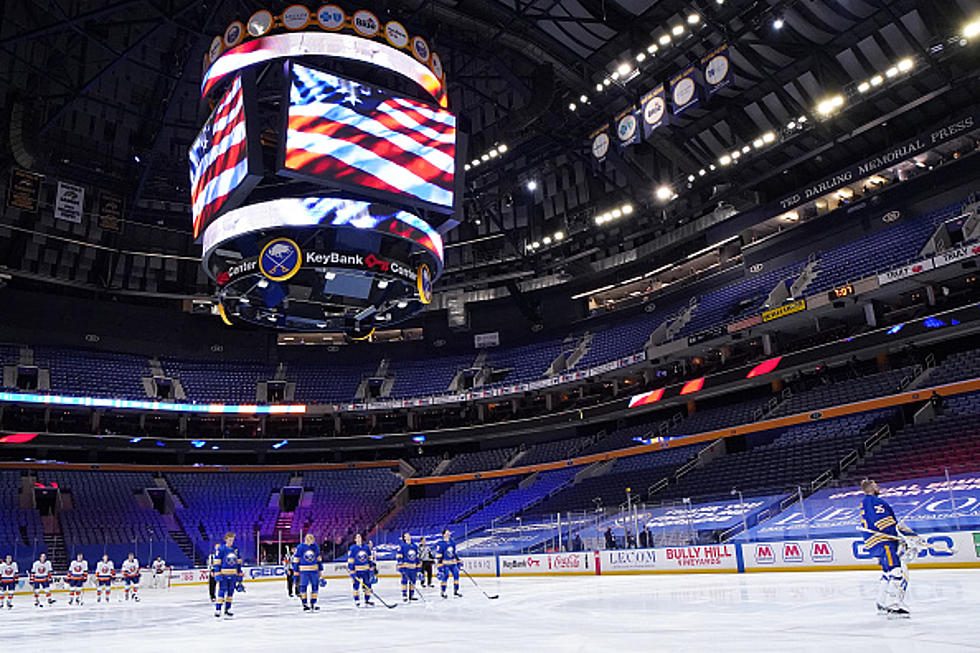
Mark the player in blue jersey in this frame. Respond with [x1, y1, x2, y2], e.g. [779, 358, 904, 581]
[860, 479, 915, 618]
[213, 532, 240, 618]
[347, 533, 374, 607]
[293, 533, 323, 612]
[396, 532, 420, 602]
[434, 529, 462, 599]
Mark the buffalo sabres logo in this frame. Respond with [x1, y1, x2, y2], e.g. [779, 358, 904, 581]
[407, 550, 417, 560]
[259, 238, 302, 282]
[225, 552, 238, 566]
[417, 263, 432, 304]
[446, 546, 454, 557]
[304, 550, 316, 562]
[356, 551, 368, 562]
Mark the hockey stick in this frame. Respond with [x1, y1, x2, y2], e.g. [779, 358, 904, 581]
[460, 567, 498, 600]
[856, 527, 958, 554]
[358, 577, 396, 609]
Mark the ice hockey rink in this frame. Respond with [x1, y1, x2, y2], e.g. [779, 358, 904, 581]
[4, 569, 980, 652]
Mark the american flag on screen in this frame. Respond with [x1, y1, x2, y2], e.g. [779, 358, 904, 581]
[189, 75, 249, 238]
[284, 64, 456, 208]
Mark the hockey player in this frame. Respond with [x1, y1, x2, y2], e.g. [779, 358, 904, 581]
[67, 553, 89, 605]
[213, 532, 239, 618]
[30, 552, 54, 607]
[121, 552, 141, 602]
[292, 533, 323, 612]
[396, 532, 420, 602]
[860, 478, 915, 618]
[95, 554, 114, 603]
[347, 534, 374, 607]
[151, 556, 167, 589]
[434, 529, 462, 599]
[1, 554, 18, 608]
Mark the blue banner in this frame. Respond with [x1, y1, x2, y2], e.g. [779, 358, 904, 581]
[590, 124, 611, 167]
[615, 107, 640, 150]
[701, 44, 733, 96]
[669, 66, 700, 116]
[739, 473, 980, 541]
[640, 85, 668, 139]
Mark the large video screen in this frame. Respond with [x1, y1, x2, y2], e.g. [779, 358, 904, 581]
[189, 75, 258, 239]
[281, 64, 457, 212]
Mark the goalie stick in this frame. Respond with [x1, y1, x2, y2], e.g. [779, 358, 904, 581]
[856, 526, 958, 554]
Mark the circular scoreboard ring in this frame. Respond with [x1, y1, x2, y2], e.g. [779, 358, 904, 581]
[203, 197, 444, 332]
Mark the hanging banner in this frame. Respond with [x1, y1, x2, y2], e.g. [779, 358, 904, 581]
[640, 85, 668, 139]
[669, 66, 700, 116]
[701, 44, 733, 96]
[98, 191, 123, 232]
[54, 181, 85, 223]
[590, 124, 611, 165]
[7, 168, 42, 212]
[615, 107, 640, 150]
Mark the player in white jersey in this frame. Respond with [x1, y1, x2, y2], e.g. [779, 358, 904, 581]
[121, 553, 140, 601]
[30, 553, 54, 607]
[94, 554, 114, 603]
[67, 553, 89, 605]
[151, 556, 168, 589]
[1, 555, 18, 608]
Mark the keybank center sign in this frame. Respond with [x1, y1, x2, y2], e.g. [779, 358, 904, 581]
[778, 113, 976, 212]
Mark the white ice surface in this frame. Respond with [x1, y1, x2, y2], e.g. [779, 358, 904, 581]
[4, 569, 980, 652]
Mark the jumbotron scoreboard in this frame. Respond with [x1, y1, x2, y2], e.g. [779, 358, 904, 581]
[189, 5, 463, 332]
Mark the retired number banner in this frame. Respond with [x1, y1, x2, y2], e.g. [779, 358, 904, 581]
[669, 66, 700, 116]
[7, 168, 42, 212]
[640, 85, 668, 139]
[702, 44, 734, 96]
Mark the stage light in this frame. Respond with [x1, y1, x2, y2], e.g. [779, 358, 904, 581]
[857, 81, 870, 93]
[471, 159, 480, 166]
[636, 52, 646, 62]
[787, 121, 797, 129]
[798, 115, 807, 123]
[554, 231, 565, 240]
[377, 279, 389, 289]
[965, 20, 980, 39]
[816, 94, 844, 116]
[480, 153, 490, 161]
[719, 154, 732, 166]
[698, 168, 706, 176]
[730, 150, 741, 160]
[659, 34, 671, 45]
[464, 164, 471, 171]
[709, 164, 716, 170]
[772, 18, 784, 29]
[603, 78, 611, 86]
[622, 203, 634, 214]
[134, 155, 141, 163]
[580, 94, 588, 103]
[612, 208, 623, 218]
[531, 241, 540, 249]
[617, 62, 632, 76]
[688, 174, 696, 182]
[741, 145, 750, 154]
[647, 43, 659, 53]
[526, 180, 537, 191]
[885, 66, 898, 78]
[611, 71, 620, 80]
[498, 143, 508, 152]
[897, 58, 914, 72]
[489, 148, 499, 157]
[569, 102, 577, 111]
[543, 236, 552, 245]
[688, 14, 701, 25]
[671, 25, 684, 36]
[596, 82, 604, 91]
[396, 300, 408, 308]
[870, 74, 884, 86]
[656, 186, 673, 201]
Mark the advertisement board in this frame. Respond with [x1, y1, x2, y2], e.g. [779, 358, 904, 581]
[600, 545, 739, 573]
[498, 552, 594, 576]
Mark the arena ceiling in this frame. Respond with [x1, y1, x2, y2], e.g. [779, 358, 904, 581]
[0, 0, 978, 302]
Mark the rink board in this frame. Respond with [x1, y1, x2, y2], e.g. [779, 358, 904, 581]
[7, 532, 977, 595]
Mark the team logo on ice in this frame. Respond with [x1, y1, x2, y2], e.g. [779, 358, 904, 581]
[259, 237, 302, 281]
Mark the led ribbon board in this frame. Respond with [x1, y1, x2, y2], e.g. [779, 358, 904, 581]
[202, 197, 444, 273]
[202, 32, 447, 108]
[0, 391, 306, 415]
[282, 64, 456, 212]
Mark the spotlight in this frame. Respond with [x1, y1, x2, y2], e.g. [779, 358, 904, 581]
[688, 14, 700, 25]
[133, 155, 141, 163]
[531, 241, 540, 249]
[816, 94, 845, 116]
[730, 150, 741, 160]
[481, 153, 490, 161]
[897, 58, 913, 72]
[464, 163, 471, 171]
[647, 43, 658, 53]
[596, 83, 604, 91]
[885, 66, 898, 78]
[671, 25, 684, 36]
[870, 74, 884, 86]
[526, 180, 537, 191]
[719, 155, 732, 166]
[543, 236, 552, 245]
[489, 148, 499, 157]
[324, 271, 336, 281]
[698, 168, 706, 176]
[603, 78, 611, 86]
[772, 18, 784, 29]
[709, 164, 716, 171]
[622, 203, 634, 214]
[554, 231, 565, 240]
[753, 138, 764, 149]
[636, 52, 646, 62]
[687, 174, 696, 182]
[580, 94, 588, 103]
[256, 278, 269, 289]
[965, 20, 980, 39]
[655, 186, 672, 201]
[396, 300, 408, 309]
[857, 81, 870, 93]
[659, 34, 671, 45]
[611, 71, 620, 80]
[471, 159, 480, 166]
[762, 131, 776, 143]
[617, 62, 631, 76]
[569, 102, 577, 111]
[741, 145, 750, 154]
[498, 143, 508, 152]
[612, 208, 622, 218]
[377, 279, 389, 289]
[787, 121, 797, 129]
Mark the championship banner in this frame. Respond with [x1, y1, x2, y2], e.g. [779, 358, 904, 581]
[590, 124, 611, 165]
[7, 168, 42, 212]
[98, 191, 123, 232]
[614, 107, 641, 150]
[701, 44, 733, 96]
[669, 66, 700, 116]
[54, 181, 85, 223]
[640, 85, 668, 139]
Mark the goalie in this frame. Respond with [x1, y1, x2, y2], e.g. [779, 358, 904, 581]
[859, 478, 919, 618]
